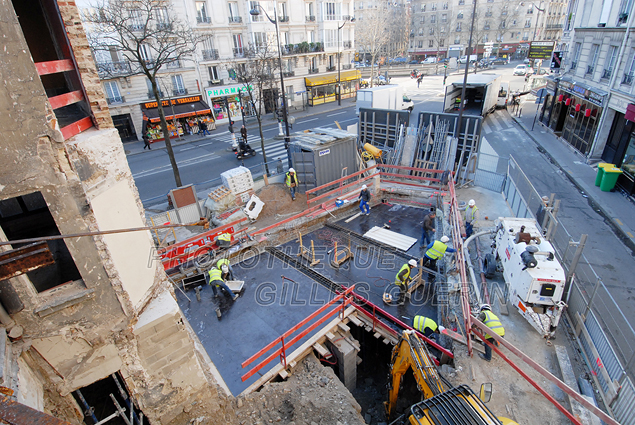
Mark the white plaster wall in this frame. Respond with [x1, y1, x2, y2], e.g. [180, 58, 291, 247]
[90, 179, 156, 308]
[17, 356, 43, 412]
[133, 289, 179, 331]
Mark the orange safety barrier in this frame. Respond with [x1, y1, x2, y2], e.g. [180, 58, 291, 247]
[241, 285, 356, 382]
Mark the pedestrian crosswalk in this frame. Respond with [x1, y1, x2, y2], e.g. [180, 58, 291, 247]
[209, 132, 290, 160]
[481, 111, 521, 136]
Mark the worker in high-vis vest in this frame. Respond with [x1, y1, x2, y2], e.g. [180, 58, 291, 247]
[422, 235, 456, 281]
[217, 258, 234, 281]
[465, 199, 479, 238]
[285, 168, 299, 201]
[413, 315, 446, 338]
[477, 304, 505, 361]
[394, 259, 418, 305]
[215, 232, 232, 248]
[206, 265, 238, 301]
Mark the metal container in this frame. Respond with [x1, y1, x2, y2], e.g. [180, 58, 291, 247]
[289, 128, 357, 194]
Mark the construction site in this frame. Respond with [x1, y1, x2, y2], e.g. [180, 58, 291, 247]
[1, 1, 634, 425]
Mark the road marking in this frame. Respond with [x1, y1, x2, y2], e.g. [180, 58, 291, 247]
[491, 115, 503, 131]
[179, 146, 197, 151]
[615, 218, 623, 226]
[482, 121, 492, 134]
[133, 153, 220, 178]
[627, 231, 633, 238]
[296, 118, 318, 124]
[327, 111, 347, 117]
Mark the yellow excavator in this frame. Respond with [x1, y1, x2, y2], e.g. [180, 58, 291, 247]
[385, 330, 519, 425]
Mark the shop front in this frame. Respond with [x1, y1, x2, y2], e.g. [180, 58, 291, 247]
[545, 77, 607, 155]
[538, 78, 558, 127]
[305, 69, 362, 106]
[601, 103, 635, 194]
[141, 95, 214, 141]
[205, 84, 255, 124]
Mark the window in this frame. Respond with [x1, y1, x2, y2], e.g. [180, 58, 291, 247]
[196, 2, 209, 23]
[233, 34, 244, 56]
[456, 22, 462, 31]
[358, 1, 363, 9]
[484, 21, 490, 30]
[431, 15, 436, 23]
[502, 6, 508, 15]
[172, 75, 186, 95]
[209, 66, 220, 81]
[418, 28, 424, 36]
[523, 32, 528, 41]
[525, 19, 532, 27]
[623, 49, 635, 85]
[140, 44, 152, 62]
[459, 0, 465, 4]
[324, 29, 337, 47]
[443, 2, 448, 9]
[325, 2, 337, 20]
[129, 9, 144, 30]
[308, 30, 315, 43]
[602, 46, 618, 79]
[421, 4, 426, 12]
[420, 16, 425, 23]
[441, 25, 445, 33]
[457, 11, 463, 19]
[617, 0, 632, 24]
[229, 2, 239, 19]
[250, 1, 263, 21]
[253, 32, 267, 48]
[429, 39, 434, 47]
[512, 19, 517, 26]
[501, 20, 506, 28]
[486, 6, 492, 16]
[279, 2, 288, 19]
[431, 3, 437, 10]
[587, 44, 599, 75]
[156, 7, 169, 26]
[570, 42, 581, 69]
[440, 39, 445, 47]
[418, 40, 423, 48]
[307, 2, 314, 16]
[441, 13, 447, 22]
[0, 192, 82, 293]
[454, 36, 461, 44]
[429, 28, 434, 35]
[103, 81, 123, 104]
[483, 34, 488, 42]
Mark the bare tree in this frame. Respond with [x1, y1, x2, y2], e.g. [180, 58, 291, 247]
[227, 41, 279, 174]
[426, 9, 455, 72]
[84, 0, 203, 187]
[356, 7, 390, 87]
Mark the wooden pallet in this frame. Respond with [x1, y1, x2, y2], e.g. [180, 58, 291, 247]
[208, 185, 232, 201]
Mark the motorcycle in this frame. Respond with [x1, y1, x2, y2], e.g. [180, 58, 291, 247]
[235, 140, 257, 160]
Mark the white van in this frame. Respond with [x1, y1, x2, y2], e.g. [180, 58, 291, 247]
[497, 82, 509, 109]
[421, 57, 437, 64]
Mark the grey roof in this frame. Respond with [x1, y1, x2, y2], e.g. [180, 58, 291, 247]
[451, 74, 500, 87]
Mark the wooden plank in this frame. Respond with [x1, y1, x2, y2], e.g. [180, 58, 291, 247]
[373, 332, 381, 339]
[313, 342, 330, 357]
[49, 90, 84, 110]
[60, 116, 93, 140]
[345, 213, 361, 223]
[337, 322, 350, 333]
[348, 314, 363, 327]
[34, 59, 74, 76]
[278, 369, 289, 379]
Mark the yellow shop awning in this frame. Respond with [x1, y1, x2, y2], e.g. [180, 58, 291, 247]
[305, 69, 361, 87]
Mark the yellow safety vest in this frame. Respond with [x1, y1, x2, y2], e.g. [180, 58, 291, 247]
[217, 259, 230, 269]
[395, 263, 411, 286]
[413, 316, 437, 333]
[285, 172, 298, 187]
[426, 241, 448, 260]
[466, 206, 479, 224]
[482, 310, 505, 338]
[208, 268, 223, 283]
[217, 233, 231, 242]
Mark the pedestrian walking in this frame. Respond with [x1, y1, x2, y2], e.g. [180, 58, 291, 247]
[358, 184, 371, 215]
[477, 304, 505, 361]
[420, 209, 436, 249]
[465, 199, 479, 238]
[142, 133, 151, 150]
[240, 125, 248, 144]
[422, 235, 456, 282]
[413, 315, 444, 339]
[285, 167, 299, 201]
[417, 75, 423, 88]
[394, 259, 418, 305]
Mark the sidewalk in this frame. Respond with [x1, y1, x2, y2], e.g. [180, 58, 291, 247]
[511, 100, 635, 251]
[124, 98, 357, 156]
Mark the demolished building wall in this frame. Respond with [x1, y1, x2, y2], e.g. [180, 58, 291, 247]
[0, 0, 228, 423]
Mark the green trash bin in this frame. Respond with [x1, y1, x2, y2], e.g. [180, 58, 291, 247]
[595, 163, 615, 186]
[600, 167, 623, 192]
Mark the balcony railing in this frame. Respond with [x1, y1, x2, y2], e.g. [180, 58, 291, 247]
[233, 47, 245, 58]
[148, 91, 164, 99]
[129, 24, 145, 31]
[106, 96, 125, 105]
[602, 69, 612, 79]
[283, 71, 295, 77]
[484, 25, 490, 29]
[229, 16, 242, 23]
[306, 15, 316, 22]
[279, 16, 290, 22]
[97, 61, 131, 76]
[485, 12, 492, 16]
[342, 64, 352, 70]
[343, 41, 352, 48]
[197, 16, 212, 24]
[586, 65, 594, 75]
[570, 61, 577, 70]
[156, 22, 172, 30]
[546, 24, 563, 29]
[202, 49, 219, 60]
[622, 74, 634, 85]
[308, 67, 319, 74]
[208, 79, 223, 86]
[326, 65, 336, 71]
[342, 15, 351, 20]
[524, 23, 531, 27]
[166, 59, 181, 69]
[457, 14, 463, 18]
[173, 89, 188, 96]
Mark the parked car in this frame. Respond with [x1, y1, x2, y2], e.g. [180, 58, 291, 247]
[421, 57, 437, 64]
[409, 59, 419, 64]
[523, 58, 531, 64]
[374, 75, 391, 85]
[513, 64, 528, 75]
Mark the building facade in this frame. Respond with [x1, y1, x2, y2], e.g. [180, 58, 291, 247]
[0, 0, 230, 423]
[538, 0, 635, 194]
[407, 0, 567, 61]
[85, 0, 357, 142]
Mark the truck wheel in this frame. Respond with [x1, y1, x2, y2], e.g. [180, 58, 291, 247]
[483, 253, 497, 278]
[408, 107, 413, 113]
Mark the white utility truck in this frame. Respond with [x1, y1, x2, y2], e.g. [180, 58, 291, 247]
[443, 73, 501, 117]
[356, 85, 414, 115]
[491, 217, 566, 339]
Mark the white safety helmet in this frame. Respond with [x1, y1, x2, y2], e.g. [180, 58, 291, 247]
[362, 184, 367, 189]
[438, 326, 446, 333]
[480, 304, 492, 311]
[221, 265, 229, 273]
[468, 199, 476, 207]
[289, 168, 295, 173]
[440, 235, 450, 243]
[408, 259, 417, 267]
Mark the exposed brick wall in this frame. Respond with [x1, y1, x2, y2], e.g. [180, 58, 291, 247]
[56, 0, 114, 130]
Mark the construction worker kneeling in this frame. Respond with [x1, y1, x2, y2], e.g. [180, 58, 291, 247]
[478, 304, 505, 361]
[413, 315, 445, 339]
[207, 264, 238, 301]
[395, 259, 418, 305]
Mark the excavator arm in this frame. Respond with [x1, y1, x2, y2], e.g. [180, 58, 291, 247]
[385, 330, 446, 420]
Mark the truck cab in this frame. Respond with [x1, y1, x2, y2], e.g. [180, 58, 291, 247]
[497, 82, 509, 109]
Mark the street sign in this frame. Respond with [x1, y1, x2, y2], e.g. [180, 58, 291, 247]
[528, 41, 555, 60]
[550, 51, 563, 69]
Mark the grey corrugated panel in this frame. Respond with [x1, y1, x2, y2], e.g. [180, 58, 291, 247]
[613, 377, 635, 425]
[363, 226, 418, 251]
[586, 312, 625, 382]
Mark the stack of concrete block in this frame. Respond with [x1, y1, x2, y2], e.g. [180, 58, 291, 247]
[221, 166, 254, 195]
[325, 324, 360, 391]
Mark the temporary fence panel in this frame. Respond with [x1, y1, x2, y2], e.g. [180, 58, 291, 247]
[612, 376, 635, 425]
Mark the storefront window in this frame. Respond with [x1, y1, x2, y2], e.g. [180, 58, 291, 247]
[562, 98, 600, 155]
[621, 133, 635, 177]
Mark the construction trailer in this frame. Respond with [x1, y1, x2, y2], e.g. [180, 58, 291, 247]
[443, 74, 502, 117]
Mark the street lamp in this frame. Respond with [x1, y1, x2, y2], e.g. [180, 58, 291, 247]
[337, 17, 355, 106]
[523, 1, 546, 41]
[250, 3, 293, 167]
